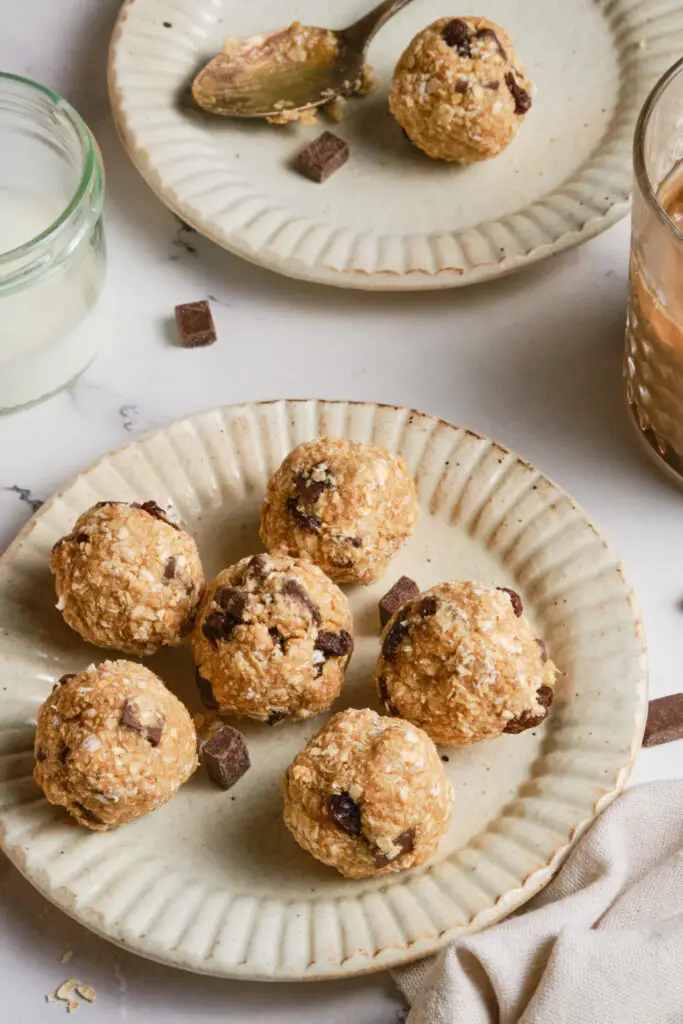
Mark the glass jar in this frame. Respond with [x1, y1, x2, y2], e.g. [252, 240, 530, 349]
[0, 73, 105, 411]
[624, 57, 683, 483]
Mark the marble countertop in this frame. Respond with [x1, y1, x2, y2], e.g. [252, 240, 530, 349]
[2, 1, 682, 1021]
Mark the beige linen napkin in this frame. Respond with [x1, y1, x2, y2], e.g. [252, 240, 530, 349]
[393, 782, 683, 1024]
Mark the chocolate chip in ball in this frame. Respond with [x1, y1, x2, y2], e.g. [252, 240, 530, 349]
[57, 673, 76, 687]
[382, 617, 409, 661]
[121, 700, 163, 747]
[164, 556, 177, 580]
[314, 630, 354, 657]
[372, 828, 415, 868]
[498, 586, 523, 617]
[76, 533, 89, 544]
[215, 586, 248, 621]
[454, 79, 468, 94]
[58, 746, 70, 763]
[36, 748, 46, 762]
[442, 18, 471, 56]
[536, 637, 549, 663]
[293, 468, 333, 504]
[196, 670, 219, 710]
[286, 497, 322, 533]
[503, 685, 554, 734]
[244, 553, 271, 582]
[267, 709, 288, 726]
[200, 724, 250, 789]
[328, 792, 362, 836]
[202, 610, 238, 645]
[269, 626, 287, 652]
[282, 579, 323, 625]
[379, 576, 420, 627]
[475, 27, 507, 59]
[418, 595, 438, 618]
[134, 500, 180, 529]
[378, 676, 400, 717]
[505, 72, 532, 115]
[74, 802, 102, 825]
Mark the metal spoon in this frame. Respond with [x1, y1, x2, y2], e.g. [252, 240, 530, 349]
[192, 0, 414, 119]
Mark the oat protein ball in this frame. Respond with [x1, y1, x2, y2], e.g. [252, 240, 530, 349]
[260, 439, 418, 585]
[375, 581, 557, 746]
[283, 707, 453, 878]
[34, 661, 198, 831]
[192, 552, 353, 723]
[390, 17, 532, 163]
[51, 501, 205, 657]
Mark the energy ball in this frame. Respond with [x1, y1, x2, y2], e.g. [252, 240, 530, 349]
[51, 501, 205, 657]
[192, 552, 353, 723]
[375, 581, 557, 746]
[260, 439, 418, 585]
[34, 661, 197, 831]
[390, 17, 532, 163]
[283, 708, 453, 878]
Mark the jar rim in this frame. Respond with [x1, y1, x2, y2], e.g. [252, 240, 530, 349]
[0, 73, 103, 265]
[634, 56, 683, 244]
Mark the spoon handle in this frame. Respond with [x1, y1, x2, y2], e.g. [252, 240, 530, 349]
[343, 0, 416, 48]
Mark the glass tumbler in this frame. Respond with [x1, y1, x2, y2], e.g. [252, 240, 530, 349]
[0, 74, 105, 411]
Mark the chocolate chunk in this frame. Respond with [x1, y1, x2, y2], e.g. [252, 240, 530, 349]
[378, 676, 400, 717]
[282, 578, 322, 625]
[328, 792, 362, 836]
[164, 556, 177, 580]
[296, 131, 349, 183]
[419, 595, 438, 618]
[382, 616, 409, 661]
[57, 674, 76, 686]
[269, 626, 287, 652]
[379, 576, 420, 628]
[372, 828, 414, 868]
[314, 630, 354, 657]
[536, 637, 549, 663]
[36, 748, 46, 762]
[58, 747, 70, 763]
[642, 693, 683, 747]
[293, 469, 332, 504]
[505, 72, 532, 115]
[267, 709, 288, 726]
[215, 586, 249, 621]
[454, 80, 468, 94]
[498, 586, 523, 617]
[121, 700, 163, 746]
[483, 80, 500, 91]
[200, 724, 250, 789]
[74, 802, 102, 824]
[350, 536, 363, 548]
[202, 610, 238, 645]
[175, 299, 217, 348]
[196, 670, 219, 710]
[134, 500, 180, 529]
[244, 553, 271, 582]
[76, 533, 89, 544]
[286, 497, 322, 533]
[442, 19, 471, 56]
[475, 27, 507, 59]
[504, 685, 554, 734]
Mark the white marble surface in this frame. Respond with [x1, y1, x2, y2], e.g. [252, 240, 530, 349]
[1, 1, 682, 1020]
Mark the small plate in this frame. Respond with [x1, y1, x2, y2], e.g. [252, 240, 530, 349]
[108, 0, 680, 290]
[0, 400, 647, 980]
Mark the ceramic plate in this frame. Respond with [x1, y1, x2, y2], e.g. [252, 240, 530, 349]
[0, 400, 647, 980]
[108, 0, 679, 290]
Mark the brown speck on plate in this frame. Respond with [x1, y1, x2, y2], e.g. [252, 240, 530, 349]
[295, 132, 349, 183]
[175, 300, 217, 348]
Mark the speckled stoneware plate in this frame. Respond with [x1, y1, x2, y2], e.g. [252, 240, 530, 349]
[108, 0, 680, 290]
[0, 400, 647, 980]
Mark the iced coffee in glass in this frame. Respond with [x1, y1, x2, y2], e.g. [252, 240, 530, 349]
[625, 57, 683, 482]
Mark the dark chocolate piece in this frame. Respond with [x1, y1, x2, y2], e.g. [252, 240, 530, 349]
[164, 556, 177, 580]
[372, 828, 414, 868]
[483, 80, 500, 91]
[133, 500, 180, 529]
[36, 748, 46, 762]
[328, 792, 362, 836]
[314, 630, 354, 657]
[294, 468, 333, 504]
[269, 626, 287, 652]
[454, 80, 468, 94]
[267, 709, 288, 725]
[282, 578, 322, 625]
[58, 747, 70, 763]
[442, 19, 471, 56]
[419, 595, 438, 618]
[200, 725, 250, 789]
[215, 586, 249, 621]
[286, 497, 322, 532]
[382, 616, 409, 661]
[296, 132, 349, 183]
[57, 673, 76, 686]
[379, 576, 420, 628]
[175, 299, 217, 348]
[74, 802, 102, 824]
[475, 27, 507, 59]
[642, 693, 683, 747]
[350, 536, 363, 548]
[244, 553, 271, 582]
[503, 685, 554, 734]
[498, 586, 523, 617]
[76, 533, 89, 544]
[121, 700, 163, 746]
[196, 670, 219, 710]
[202, 609, 239, 645]
[378, 676, 400, 717]
[536, 637, 549, 663]
[505, 72, 532, 115]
